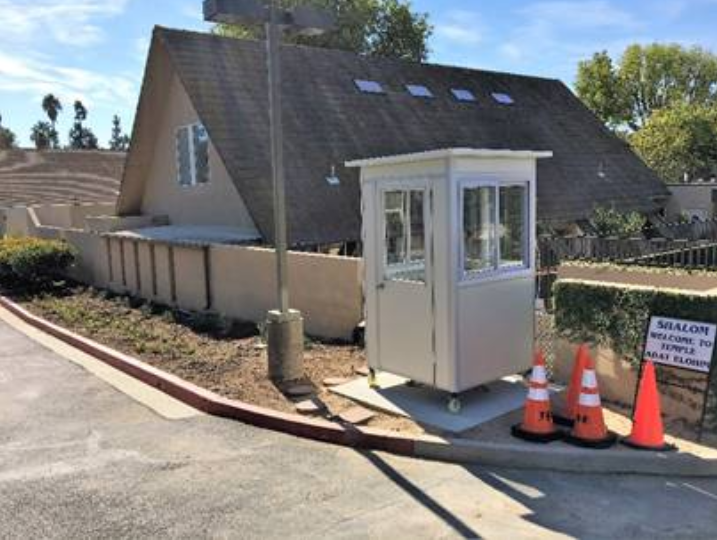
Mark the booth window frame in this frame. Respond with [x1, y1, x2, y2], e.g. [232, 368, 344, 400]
[379, 182, 432, 285]
[458, 178, 530, 283]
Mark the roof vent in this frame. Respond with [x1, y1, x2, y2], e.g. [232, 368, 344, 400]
[492, 92, 514, 105]
[451, 89, 476, 102]
[326, 165, 340, 186]
[406, 84, 434, 98]
[355, 79, 384, 94]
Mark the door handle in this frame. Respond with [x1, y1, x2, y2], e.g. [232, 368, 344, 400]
[377, 282, 386, 290]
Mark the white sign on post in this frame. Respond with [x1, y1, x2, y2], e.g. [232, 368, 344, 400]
[644, 316, 717, 373]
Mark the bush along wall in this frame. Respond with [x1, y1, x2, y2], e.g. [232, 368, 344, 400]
[0, 237, 77, 291]
[554, 278, 717, 429]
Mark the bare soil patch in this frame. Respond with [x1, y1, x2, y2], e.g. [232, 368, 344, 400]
[16, 287, 420, 433]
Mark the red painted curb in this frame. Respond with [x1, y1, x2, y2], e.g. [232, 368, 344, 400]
[0, 296, 415, 456]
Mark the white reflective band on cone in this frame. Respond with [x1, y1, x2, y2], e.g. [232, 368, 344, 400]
[528, 387, 549, 401]
[578, 392, 601, 407]
[531, 366, 547, 383]
[581, 370, 597, 389]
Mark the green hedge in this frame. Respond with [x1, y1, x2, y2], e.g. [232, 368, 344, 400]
[0, 237, 77, 289]
[554, 279, 717, 367]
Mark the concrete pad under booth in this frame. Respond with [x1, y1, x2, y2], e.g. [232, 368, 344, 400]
[331, 373, 528, 433]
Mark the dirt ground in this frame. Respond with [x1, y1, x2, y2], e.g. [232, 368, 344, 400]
[15, 286, 717, 451]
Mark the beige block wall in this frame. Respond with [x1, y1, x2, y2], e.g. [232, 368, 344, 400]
[174, 247, 208, 312]
[138, 72, 258, 236]
[5, 224, 363, 340]
[153, 243, 174, 305]
[137, 242, 155, 298]
[210, 245, 363, 339]
[3, 207, 33, 237]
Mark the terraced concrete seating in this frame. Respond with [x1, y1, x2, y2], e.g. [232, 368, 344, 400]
[0, 149, 124, 207]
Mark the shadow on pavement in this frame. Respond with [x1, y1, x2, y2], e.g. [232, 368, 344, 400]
[359, 451, 482, 539]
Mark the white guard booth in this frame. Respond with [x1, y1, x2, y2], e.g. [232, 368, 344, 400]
[347, 148, 553, 411]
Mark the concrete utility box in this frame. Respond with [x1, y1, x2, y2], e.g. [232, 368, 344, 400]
[347, 148, 552, 410]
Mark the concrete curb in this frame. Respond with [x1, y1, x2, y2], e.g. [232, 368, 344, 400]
[3, 294, 717, 477]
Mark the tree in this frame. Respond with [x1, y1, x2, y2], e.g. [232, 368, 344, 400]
[41, 94, 62, 148]
[0, 114, 17, 149]
[215, 0, 432, 62]
[108, 115, 130, 151]
[576, 44, 717, 130]
[630, 103, 717, 182]
[575, 52, 629, 130]
[68, 100, 99, 150]
[30, 121, 54, 150]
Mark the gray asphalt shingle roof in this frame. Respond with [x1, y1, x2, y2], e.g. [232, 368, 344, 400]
[154, 27, 669, 246]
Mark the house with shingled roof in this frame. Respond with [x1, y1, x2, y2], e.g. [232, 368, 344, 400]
[116, 26, 669, 250]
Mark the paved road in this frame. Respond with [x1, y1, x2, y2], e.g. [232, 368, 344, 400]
[2, 318, 717, 539]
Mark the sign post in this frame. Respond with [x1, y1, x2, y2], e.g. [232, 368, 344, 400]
[638, 316, 717, 441]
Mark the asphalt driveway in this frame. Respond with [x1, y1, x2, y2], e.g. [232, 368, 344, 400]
[1, 316, 717, 539]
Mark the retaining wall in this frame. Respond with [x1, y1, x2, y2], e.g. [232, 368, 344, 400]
[33, 225, 363, 340]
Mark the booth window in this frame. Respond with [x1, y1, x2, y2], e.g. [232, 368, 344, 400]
[383, 189, 426, 283]
[462, 183, 528, 279]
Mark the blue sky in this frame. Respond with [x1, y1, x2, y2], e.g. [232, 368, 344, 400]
[1, 0, 717, 147]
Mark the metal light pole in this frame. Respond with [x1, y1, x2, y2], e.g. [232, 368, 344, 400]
[203, 0, 334, 382]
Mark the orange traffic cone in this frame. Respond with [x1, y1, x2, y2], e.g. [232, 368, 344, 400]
[564, 353, 617, 448]
[512, 351, 563, 443]
[555, 344, 590, 426]
[622, 362, 676, 452]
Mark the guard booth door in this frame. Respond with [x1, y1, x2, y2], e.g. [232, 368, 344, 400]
[376, 180, 435, 384]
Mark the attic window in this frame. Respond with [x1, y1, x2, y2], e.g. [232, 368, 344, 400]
[492, 92, 514, 105]
[176, 123, 210, 187]
[451, 89, 476, 102]
[406, 84, 434, 98]
[355, 79, 385, 94]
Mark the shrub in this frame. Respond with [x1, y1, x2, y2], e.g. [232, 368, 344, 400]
[0, 237, 77, 289]
[591, 206, 647, 238]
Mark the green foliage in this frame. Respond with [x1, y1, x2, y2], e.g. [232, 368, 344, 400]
[215, 0, 432, 62]
[630, 103, 717, 182]
[0, 237, 77, 289]
[0, 114, 16, 149]
[591, 206, 646, 238]
[576, 43, 717, 131]
[68, 100, 99, 150]
[554, 279, 717, 366]
[41, 94, 63, 148]
[575, 51, 629, 130]
[108, 114, 130, 151]
[30, 121, 57, 150]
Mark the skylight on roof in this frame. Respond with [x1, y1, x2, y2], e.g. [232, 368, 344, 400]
[406, 84, 434, 98]
[451, 89, 476, 102]
[492, 92, 514, 105]
[355, 79, 384, 94]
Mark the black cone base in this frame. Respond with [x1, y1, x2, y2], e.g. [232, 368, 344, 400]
[620, 437, 677, 452]
[552, 414, 575, 428]
[511, 424, 564, 443]
[563, 430, 618, 449]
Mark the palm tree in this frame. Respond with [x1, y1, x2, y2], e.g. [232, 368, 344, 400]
[41, 94, 62, 148]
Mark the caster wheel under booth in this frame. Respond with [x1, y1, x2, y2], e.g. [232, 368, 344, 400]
[447, 394, 462, 414]
[368, 369, 379, 389]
